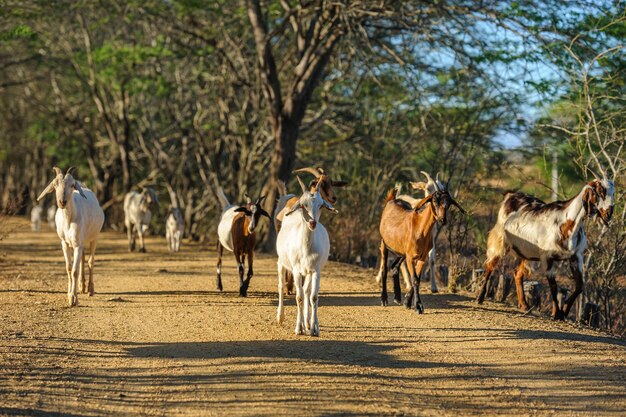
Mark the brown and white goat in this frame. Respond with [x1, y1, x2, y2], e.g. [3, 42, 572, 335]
[476, 178, 615, 320]
[378, 184, 465, 312]
[273, 166, 347, 294]
[216, 188, 270, 297]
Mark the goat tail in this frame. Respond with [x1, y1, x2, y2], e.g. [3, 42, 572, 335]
[216, 187, 230, 209]
[484, 221, 506, 266]
[276, 180, 287, 197]
[384, 188, 398, 204]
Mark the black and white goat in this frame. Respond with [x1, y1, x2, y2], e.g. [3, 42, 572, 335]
[476, 178, 615, 320]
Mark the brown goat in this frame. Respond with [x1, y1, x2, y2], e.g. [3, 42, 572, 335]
[274, 167, 347, 294]
[378, 185, 464, 312]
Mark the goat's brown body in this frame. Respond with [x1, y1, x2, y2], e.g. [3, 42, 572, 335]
[379, 201, 436, 262]
[231, 213, 257, 258]
[378, 190, 440, 311]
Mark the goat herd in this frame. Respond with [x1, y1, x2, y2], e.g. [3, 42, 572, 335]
[33, 166, 615, 336]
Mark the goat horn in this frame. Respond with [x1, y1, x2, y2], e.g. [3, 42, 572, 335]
[296, 176, 308, 194]
[66, 166, 77, 177]
[53, 167, 63, 176]
[293, 167, 322, 178]
[420, 171, 434, 184]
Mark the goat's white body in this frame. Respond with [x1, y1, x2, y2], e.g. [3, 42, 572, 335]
[124, 192, 153, 229]
[217, 205, 238, 253]
[166, 209, 184, 252]
[276, 200, 329, 336]
[124, 191, 153, 252]
[495, 194, 587, 264]
[56, 186, 104, 247]
[47, 205, 56, 229]
[55, 184, 104, 306]
[30, 205, 43, 231]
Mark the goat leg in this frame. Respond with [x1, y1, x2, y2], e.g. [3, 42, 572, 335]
[379, 241, 389, 306]
[390, 256, 404, 305]
[413, 260, 425, 314]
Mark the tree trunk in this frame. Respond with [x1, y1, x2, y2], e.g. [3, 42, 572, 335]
[261, 117, 299, 252]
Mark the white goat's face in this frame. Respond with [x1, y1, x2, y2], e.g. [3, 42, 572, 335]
[54, 174, 77, 209]
[37, 167, 87, 208]
[287, 191, 336, 231]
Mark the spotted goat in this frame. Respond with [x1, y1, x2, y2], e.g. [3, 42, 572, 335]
[476, 178, 615, 320]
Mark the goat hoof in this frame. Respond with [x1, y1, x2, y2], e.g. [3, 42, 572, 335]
[381, 298, 388, 307]
[476, 298, 484, 305]
[431, 288, 438, 294]
[239, 290, 248, 297]
[139, 248, 146, 253]
[393, 297, 402, 305]
[553, 310, 565, 321]
[67, 295, 78, 307]
[416, 304, 424, 314]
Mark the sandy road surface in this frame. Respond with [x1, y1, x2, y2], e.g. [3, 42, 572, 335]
[0, 223, 625, 416]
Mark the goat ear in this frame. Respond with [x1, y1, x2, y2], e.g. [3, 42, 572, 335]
[73, 181, 87, 199]
[413, 194, 434, 211]
[258, 208, 271, 219]
[331, 180, 348, 187]
[449, 197, 466, 214]
[410, 181, 427, 191]
[322, 199, 338, 214]
[244, 193, 251, 204]
[284, 204, 301, 216]
[234, 207, 252, 216]
[37, 180, 56, 202]
[52, 166, 63, 177]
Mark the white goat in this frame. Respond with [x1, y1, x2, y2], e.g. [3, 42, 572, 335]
[375, 171, 444, 294]
[47, 205, 56, 229]
[476, 178, 615, 320]
[276, 176, 337, 336]
[123, 188, 158, 252]
[30, 205, 43, 231]
[166, 207, 184, 252]
[37, 167, 104, 307]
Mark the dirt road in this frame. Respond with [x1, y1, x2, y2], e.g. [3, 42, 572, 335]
[1, 223, 625, 416]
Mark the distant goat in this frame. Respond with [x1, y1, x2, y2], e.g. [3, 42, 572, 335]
[124, 188, 158, 252]
[378, 182, 464, 312]
[30, 205, 43, 231]
[37, 167, 104, 306]
[274, 166, 347, 294]
[276, 176, 337, 336]
[476, 178, 615, 320]
[216, 188, 270, 296]
[166, 207, 184, 253]
[47, 205, 56, 229]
